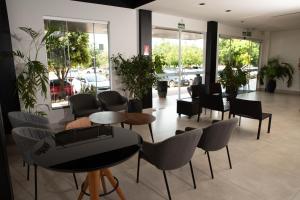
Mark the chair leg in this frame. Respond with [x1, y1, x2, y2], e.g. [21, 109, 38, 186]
[257, 120, 262, 140]
[206, 151, 214, 179]
[130, 124, 132, 130]
[189, 161, 196, 189]
[221, 112, 224, 120]
[23, 160, 25, 167]
[73, 173, 78, 190]
[34, 164, 37, 200]
[148, 124, 154, 143]
[239, 116, 241, 126]
[226, 145, 232, 169]
[136, 152, 141, 183]
[228, 113, 231, 119]
[27, 164, 30, 181]
[268, 115, 272, 133]
[163, 170, 172, 200]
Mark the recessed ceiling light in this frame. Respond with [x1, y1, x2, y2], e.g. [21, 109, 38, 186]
[199, 3, 205, 5]
[225, 9, 232, 12]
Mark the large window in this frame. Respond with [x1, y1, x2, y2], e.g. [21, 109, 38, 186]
[152, 28, 204, 99]
[218, 37, 261, 91]
[44, 18, 110, 108]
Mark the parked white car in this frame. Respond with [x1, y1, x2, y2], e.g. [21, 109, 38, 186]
[72, 73, 110, 94]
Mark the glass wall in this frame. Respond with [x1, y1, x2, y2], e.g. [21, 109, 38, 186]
[152, 28, 204, 99]
[44, 18, 110, 108]
[218, 37, 261, 91]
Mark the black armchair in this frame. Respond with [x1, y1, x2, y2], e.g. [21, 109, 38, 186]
[97, 91, 128, 111]
[137, 129, 202, 200]
[69, 94, 101, 118]
[229, 98, 272, 140]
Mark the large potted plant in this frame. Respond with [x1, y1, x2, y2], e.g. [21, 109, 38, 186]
[111, 54, 158, 112]
[153, 55, 168, 98]
[11, 27, 54, 115]
[258, 58, 294, 93]
[219, 58, 248, 99]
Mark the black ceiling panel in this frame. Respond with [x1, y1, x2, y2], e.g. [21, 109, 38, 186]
[73, 0, 155, 9]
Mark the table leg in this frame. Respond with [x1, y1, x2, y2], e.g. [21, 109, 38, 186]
[88, 170, 101, 200]
[121, 122, 124, 128]
[103, 168, 126, 200]
[148, 124, 154, 143]
[129, 124, 132, 130]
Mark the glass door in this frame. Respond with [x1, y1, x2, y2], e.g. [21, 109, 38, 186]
[152, 28, 204, 100]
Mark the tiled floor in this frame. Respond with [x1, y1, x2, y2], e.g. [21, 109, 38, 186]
[7, 91, 300, 200]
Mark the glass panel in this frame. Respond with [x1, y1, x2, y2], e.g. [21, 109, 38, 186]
[218, 37, 261, 92]
[152, 28, 179, 98]
[44, 19, 110, 109]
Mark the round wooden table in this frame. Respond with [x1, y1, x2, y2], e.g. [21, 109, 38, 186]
[121, 112, 156, 142]
[89, 111, 127, 125]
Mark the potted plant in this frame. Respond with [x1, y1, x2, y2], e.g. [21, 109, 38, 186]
[111, 54, 158, 112]
[11, 27, 55, 115]
[219, 58, 248, 99]
[153, 55, 168, 98]
[258, 58, 294, 93]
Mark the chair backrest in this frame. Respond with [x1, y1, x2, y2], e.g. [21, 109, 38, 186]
[230, 98, 262, 119]
[98, 91, 124, 106]
[210, 82, 222, 94]
[199, 118, 238, 151]
[149, 129, 202, 170]
[69, 94, 99, 114]
[8, 111, 49, 129]
[202, 94, 224, 111]
[12, 127, 54, 163]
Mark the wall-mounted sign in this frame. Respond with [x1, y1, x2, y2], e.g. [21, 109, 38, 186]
[178, 22, 185, 30]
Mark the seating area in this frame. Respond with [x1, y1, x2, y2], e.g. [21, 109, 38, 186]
[1, 1, 300, 200]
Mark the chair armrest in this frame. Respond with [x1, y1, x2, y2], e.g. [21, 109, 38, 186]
[185, 127, 196, 131]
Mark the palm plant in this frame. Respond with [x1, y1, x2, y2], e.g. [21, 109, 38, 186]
[12, 27, 55, 114]
[258, 58, 294, 92]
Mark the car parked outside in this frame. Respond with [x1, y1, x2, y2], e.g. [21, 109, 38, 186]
[50, 79, 74, 100]
[72, 73, 110, 94]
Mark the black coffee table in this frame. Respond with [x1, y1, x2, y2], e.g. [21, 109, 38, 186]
[29, 126, 142, 200]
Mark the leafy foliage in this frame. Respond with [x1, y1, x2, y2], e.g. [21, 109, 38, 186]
[12, 27, 53, 114]
[89, 48, 109, 68]
[46, 29, 91, 97]
[219, 57, 249, 94]
[153, 42, 203, 67]
[258, 58, 294, 87]
[219, 38, 260, 67]
[111, 54, 159, 100]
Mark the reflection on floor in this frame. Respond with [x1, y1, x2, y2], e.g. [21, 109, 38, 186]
[7, 91, 300, 200]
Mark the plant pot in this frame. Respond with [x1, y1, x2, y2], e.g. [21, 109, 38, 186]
[266, 79, 276, 93]
[157, 81, 168, 98]
[127, 99, 143, 113]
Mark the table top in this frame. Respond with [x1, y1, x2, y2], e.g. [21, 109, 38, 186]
[89, 111, 127, 125]
[28, 126, 142, 173]
[123, 112, 156, 125]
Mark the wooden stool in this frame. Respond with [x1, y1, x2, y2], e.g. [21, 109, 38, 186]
[78, 168, 126, 200]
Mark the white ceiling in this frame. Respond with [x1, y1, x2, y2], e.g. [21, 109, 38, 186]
[140, 0, 300, 31]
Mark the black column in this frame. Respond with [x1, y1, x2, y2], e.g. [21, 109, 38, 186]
[138, 9, 152, 109]
[205, 21, 218, 93]
[0, 106, 14, 200]
[0, 0, 20, 133]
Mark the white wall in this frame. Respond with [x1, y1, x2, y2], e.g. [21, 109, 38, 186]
[6, 0, 138, 122]
[268, 29, 300, 92]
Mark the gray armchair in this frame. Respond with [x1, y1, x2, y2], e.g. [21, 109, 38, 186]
[69, 93, 101, 118]
[97, 91, 127, 111]
[136, 129, 202, 200]
[8, 111, 66, 133]
[177, 118, 238, 179]
[12, 127, 78, 200]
